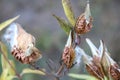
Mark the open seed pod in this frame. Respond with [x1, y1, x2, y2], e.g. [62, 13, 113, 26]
[62, 31, 76, 69]
[3, 23, 42, 64]
[85, 39, 105, 80]
[74, 1, 93, 34]
[104, 51, 120, 80]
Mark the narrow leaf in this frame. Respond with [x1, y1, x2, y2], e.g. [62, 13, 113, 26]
[0, 69, 9, 80]
[0, 42, 16, 76]
[62, 0, 75, 26]
[68, 73, 97, 80]
[21, 68, 46, 76]
[53, 14, 72, 35]
[8, 60, 16, 76]
[6, 76, 16, 80]
[0, 15, 20, 31]
[0, 42, 8, 69]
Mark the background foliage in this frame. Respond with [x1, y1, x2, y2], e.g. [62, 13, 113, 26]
[0, 0, 120, 80]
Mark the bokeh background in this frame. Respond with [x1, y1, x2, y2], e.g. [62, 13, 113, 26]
[0, 0, 120, 80]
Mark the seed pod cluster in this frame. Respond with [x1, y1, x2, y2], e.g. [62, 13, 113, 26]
[80, 38, 120, 80]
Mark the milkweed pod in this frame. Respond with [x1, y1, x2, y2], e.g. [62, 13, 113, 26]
[3, 23, 42, 64]
[74, 1, 93, 34]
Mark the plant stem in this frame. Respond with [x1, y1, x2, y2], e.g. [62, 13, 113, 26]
[54, 77, 60, 80]
[56, 63, 65, 77]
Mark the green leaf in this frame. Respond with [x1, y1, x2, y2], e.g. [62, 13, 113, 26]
[21, 68, 46, 76]
[0, 15, 20, 31]
[53, 14, 72, 35]
[0, 68, 16, 80]
[68, 73, 97, 80]
[0, 42, 16, 76]
[62, 0, 75, 26]
[0, 42, 8, 69]
[8, 60, 16, 76]
[6, 75, 16, 80]
[0, 69, 9, 80]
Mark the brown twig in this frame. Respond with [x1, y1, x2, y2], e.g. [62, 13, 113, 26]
[53, 63, 64, 80]
[54, 77, 60, 80]
[29, 63, 55, 77]
[56, 63, 64, 76]
[29, 58, 65, 80]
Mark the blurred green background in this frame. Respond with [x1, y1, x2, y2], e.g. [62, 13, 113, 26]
[0, 0, 120, 80]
